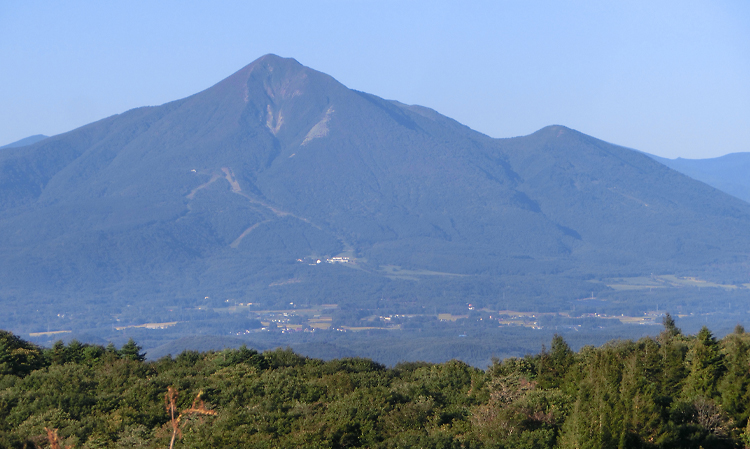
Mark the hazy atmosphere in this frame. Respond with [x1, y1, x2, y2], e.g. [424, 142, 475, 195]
[4, 3, 750, 447]
[2, 0, 748, 158]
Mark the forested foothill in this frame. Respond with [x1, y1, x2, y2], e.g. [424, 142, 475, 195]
[3, 315, 750, 448]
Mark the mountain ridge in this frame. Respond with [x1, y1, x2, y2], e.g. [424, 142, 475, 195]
[0, 134, 48, 149]
[648, 152, 750, 204]
[1, 54, 749, 347]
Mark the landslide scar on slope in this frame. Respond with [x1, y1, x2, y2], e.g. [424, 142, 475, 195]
[302, 106, 334, 145]
[221, 167, 242, 193]
[230, 219, 273, 248]
[220, 166, 354, 253]
[221, 167, 290, 217]
[266, 104, 283, 135]
[186, 173, 222, 199]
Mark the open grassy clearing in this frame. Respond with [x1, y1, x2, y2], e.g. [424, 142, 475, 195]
[115, 322, 178, 331]
[605, 274, 745, 291]
[379, 265, 469, 280]
[28, 330, 71, 337]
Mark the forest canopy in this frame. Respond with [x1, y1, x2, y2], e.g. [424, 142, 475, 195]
[2, 317, 750, 448]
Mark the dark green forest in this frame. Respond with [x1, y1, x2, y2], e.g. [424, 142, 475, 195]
[3, 316, 750, 448]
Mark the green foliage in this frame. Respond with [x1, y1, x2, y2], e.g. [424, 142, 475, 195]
[119, 338, 146, 362]
[45, 339, 114, 366]
[684, 327, 725, 399]
[215, 345, 268, 370]
[0, 330, 45, 376]
[4, 328, 750, 448]
[536, 334, 574, 389]
[662, 312, 682, 338]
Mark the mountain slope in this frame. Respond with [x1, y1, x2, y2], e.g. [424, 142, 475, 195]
[0, 134, 48, 149]
[1, 55, 749, 338]
[650, 152, 750, 204]
[500, 127, 750, 275]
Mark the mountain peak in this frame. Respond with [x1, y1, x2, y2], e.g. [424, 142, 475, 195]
[243, 54, 304, 75]
[254, 53, 299, 65]
[532, 125, 577, 138]
[204, 54, 311, 102]
[3, 55, 750, 358]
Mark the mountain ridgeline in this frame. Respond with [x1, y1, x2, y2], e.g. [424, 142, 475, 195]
[649, 152, 750, 204]
[0, 134, 48, 149]
[1, 55, 749, 351]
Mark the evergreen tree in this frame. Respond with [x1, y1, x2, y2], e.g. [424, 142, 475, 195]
[684, 327, 725, 399]
[119, 338, 146, 362]
[718, 330, 750, 426]
[617, 339, 666, 446]
[536, 334, 574, 389]
[661, 312, 682, 339]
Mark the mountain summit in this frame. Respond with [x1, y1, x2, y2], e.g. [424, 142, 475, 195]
[1, 55, 749, 338]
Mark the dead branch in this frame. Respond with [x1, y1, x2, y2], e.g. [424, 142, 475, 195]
[165, 388, 216, 449]
[44, 428, 72, 449]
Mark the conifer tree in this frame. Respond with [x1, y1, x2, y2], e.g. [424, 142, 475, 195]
[119, 338, 146, 362]
[718, 328, 750, 425]
[684, 326, 725, 399]
[536, 334, 574, 389]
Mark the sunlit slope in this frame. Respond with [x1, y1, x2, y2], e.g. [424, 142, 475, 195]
[0, 54, 749, 305]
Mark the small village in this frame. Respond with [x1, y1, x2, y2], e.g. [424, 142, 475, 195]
[216, 304, 671, 336]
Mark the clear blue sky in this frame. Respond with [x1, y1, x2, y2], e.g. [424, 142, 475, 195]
[1, 1, 748, 158]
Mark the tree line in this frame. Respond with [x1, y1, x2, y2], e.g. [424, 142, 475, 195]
[2, 315, 750, 448]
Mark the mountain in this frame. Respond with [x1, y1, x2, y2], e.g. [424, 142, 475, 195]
[649, 153, 750, 204]
[0, 134, 48, 149]
[1, 55, 749, 354]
